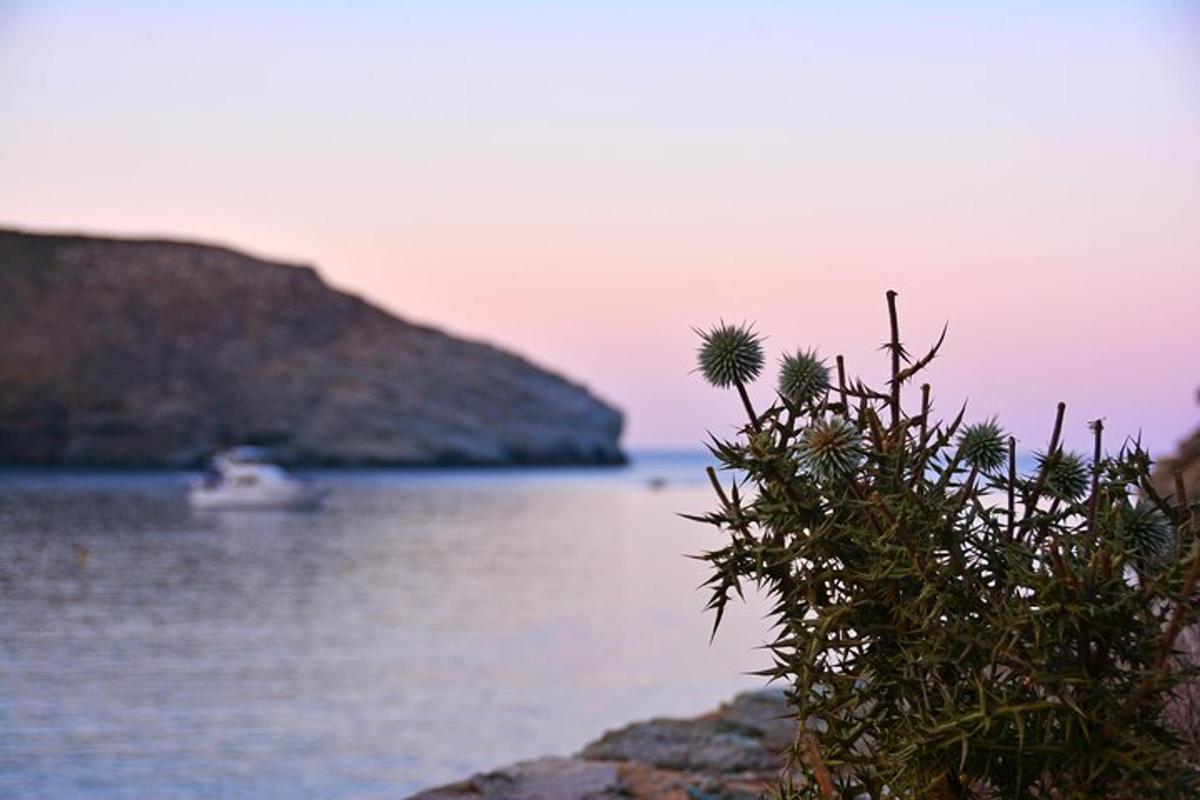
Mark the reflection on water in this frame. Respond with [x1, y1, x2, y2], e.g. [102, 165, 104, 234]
[0, 454, 770, 799]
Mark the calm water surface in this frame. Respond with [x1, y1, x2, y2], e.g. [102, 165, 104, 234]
[0, 454, 771, 799]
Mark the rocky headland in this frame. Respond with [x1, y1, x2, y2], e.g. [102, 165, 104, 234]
[409, 691, 794, 800]
[0, 228, 623, 467]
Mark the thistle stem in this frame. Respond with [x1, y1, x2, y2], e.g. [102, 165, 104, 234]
[1086, 419, 1104, 539]
[1113, 470, 1199, 729]
[1018, 401, 1066, 539]
[919, 383, 931, 444]
[705, 466, 734, 515]
[1157, 471, 1198, 669]
[1006, 436, 1016, 542]
[836, 354, 848, 412]
[804, 735, 837, 799]
[735, 381, 761, 433]
[886, 290, 901, 429]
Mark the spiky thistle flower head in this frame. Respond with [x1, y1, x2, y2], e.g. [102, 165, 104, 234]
[778, 349, 830, 406]
[959, 419, 1006, 473]
[1119, 500, 1174, 563]
[794, 416, 864, 482]
[696, 322, 764, 388]
[1034, 449, 1090, 501]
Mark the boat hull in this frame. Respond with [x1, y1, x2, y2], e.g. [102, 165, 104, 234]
[187, 483, 327, 511]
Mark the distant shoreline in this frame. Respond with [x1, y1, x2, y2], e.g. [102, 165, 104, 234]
[0, 450, 719, 474]
[0, 456, 629, 472]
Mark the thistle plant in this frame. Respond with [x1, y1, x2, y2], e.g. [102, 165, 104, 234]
[794, 416, 863, 482]
[692, 292, 1200, 799]
[780, 349, 830, 407]
[1034, 449, 1091, 502]
[1121, 500, 1175, 565]
[958, 419, 1006, 473]
[697, 322, 765, 430]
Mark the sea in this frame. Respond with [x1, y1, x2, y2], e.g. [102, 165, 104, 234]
[0, 453, 773, 799]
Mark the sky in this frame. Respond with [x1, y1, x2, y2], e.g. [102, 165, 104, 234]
[1, 1, 1198, 454]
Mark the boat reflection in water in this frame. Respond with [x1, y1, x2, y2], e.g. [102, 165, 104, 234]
[188, 447, 327, 511]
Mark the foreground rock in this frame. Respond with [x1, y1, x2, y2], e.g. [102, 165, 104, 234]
[410, 691, 793, 800]
[1152, 392, 1200, 500]
[0, 228, 623, 466]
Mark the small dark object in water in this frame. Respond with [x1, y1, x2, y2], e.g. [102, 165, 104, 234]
[647, 477, 668, 490]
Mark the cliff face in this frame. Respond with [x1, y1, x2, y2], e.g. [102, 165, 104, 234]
[0, 228, 624, 466]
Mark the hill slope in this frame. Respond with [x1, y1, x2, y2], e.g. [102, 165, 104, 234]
[0, 228, 623, 466]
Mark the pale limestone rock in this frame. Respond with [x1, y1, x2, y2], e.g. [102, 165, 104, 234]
[409, 691, 792, 800]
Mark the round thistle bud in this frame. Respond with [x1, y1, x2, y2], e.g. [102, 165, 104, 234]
[958, 419, 1006, 473]
[1119, 500, 1174, 563]
[794, 417, 864, 482]
[696, 323, 764, 388]
[778, 349, 830, 406]
[1034, 450, 1090, 501]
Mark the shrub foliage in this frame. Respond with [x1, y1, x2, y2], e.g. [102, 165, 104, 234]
[692, 292, 1200, 798]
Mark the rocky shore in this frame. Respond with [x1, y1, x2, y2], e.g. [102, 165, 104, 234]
[0, 228, 623, 467]
[409, 691, 794, 800]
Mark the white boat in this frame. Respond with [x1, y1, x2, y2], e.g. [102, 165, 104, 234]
[188, 447, 327, 511]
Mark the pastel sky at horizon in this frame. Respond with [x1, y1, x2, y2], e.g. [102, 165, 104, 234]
[1, 1, 1198, 454]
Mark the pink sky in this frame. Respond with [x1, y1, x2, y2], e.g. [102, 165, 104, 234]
[1, 1, 1198, 453]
